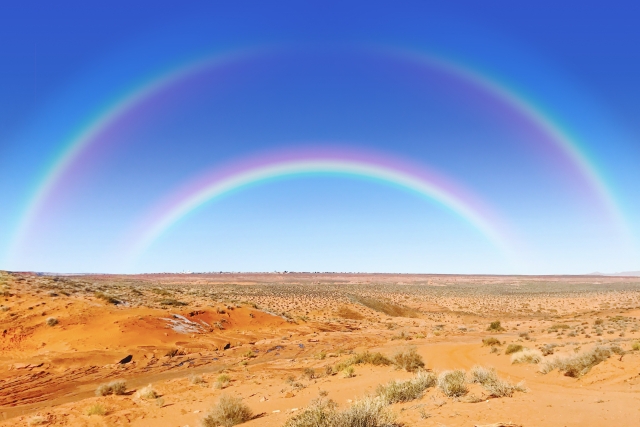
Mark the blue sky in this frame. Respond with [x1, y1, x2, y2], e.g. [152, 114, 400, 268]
[1, 1, 639, 274]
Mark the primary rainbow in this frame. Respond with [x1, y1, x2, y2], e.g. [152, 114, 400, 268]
[8, 44, 629, 260]
[127, 148, 515, 258]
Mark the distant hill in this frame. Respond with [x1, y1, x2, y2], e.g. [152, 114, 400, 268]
[588, 271, 640, 277]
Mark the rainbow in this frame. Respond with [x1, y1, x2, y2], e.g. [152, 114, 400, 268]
[127, 148, 515, 258]
[8, 48, 268, 257]
[7, 45, 629, 260]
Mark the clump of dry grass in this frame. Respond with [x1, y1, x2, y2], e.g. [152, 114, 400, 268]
[540, 346, 611, 377]
[511, 349, 542, 364]
[342, 366, 355, 378]
[86, 403, 107, 416]
[190, 374, 205, 385]
[334, 351, 392, 372]
[202, 395, 253, 427]
[393, 348, 425, 372]
[215, 374, 231, 389]
[469, 366, 527, 397]
[95, 380, 126, 396]
[437, 370, 468, 397]
[302, 367, 316, 380]
[487, 321, 504, 332]
[482, 337, 501, 346]
[45, 317, 58, 326]
[376, 371, 437, 404]
[28, 415, 47, 425]
[632, 341, 640, 351]
[284, 396, 396, 427]
[136, 384, 159, 400]
[505, 344, 524, 355]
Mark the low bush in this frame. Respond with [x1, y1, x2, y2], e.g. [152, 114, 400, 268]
[632, 341, 640, 351]
[202, 395, 253, 427]
[505, 344, 523, 355]
[86, 403, 107, 416]
[393, 348, 425, 372]
[343, 366, 355, 378]
[136, 384, 158, 400]
[511, 349, 542, 364]
[482, 337, 501, 346]
[45, 317, 58, 326]
[437, 370, 468, 397]
[216, 374, 231, 389]
[487, 321, 504, 332]
[283, 396, 396, 427]
[95, 380, 126, 396]
[376, 371, 437, 404]
[469, 365, 527, 397]
[540, 346, 611, 377]
[334, 351, 392, 373]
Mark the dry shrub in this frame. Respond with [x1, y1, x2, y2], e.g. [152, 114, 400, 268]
[190, 374, 205, 385]
[541, 346, 611, 377]
[334, 351, 392, 372]
[511, 349, 542, 364]
[45, 317, 58, 326]
[505, 344, 523, 355]
[283, 396, 396, 427]
[376, 371, 437, 404]
[216, 374, 231, 389]
[28, 416, 47, 425]
[202, 395, 253, 427]
[302, 367, 316, 380]
[343, 366, 355, 378]
[437, 370, 468, 397]
[482, 337, 501, 346]
[393, 348, 425, 372]
[487, 321, 504, 331]
[95, 380, 126, 396]
[86, 403, 107, 416]
[469, 365, 527, 397]
[632, 341, 640, 351]
[136, 384, 158, 400]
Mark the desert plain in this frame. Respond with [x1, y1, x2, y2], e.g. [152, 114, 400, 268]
[1, 270, 640, 426]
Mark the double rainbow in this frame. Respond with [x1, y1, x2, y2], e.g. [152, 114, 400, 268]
[6, 45, 628, 262]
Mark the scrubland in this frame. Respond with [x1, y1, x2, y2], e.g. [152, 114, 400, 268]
[1, 271, 640, 426]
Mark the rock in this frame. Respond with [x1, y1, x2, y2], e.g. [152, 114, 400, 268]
[118, 355, 133, 364]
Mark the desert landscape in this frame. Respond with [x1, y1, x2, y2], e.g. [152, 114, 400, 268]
[1, 270, 639, 426]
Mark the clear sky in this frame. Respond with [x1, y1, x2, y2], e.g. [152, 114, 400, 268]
[1, 1, 639, 274]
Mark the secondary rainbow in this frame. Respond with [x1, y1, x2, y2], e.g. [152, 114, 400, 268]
[8, 48, 267, 257]
[128, 148, 515, 258]
[9, 45, 629, 261]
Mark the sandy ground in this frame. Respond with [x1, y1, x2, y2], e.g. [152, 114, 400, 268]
[1, 271, 640, 426]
